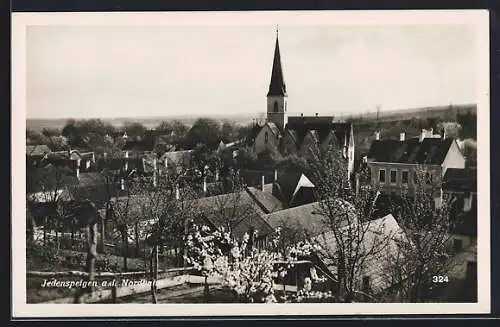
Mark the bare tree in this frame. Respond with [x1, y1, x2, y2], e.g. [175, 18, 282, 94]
[107, 180, 140, 272]
[27, 164, 76, 247]
[309, 143, 394, 302]
[133, 170, 197, 303]
[72, 200, 101, 303]
[382, 166, 454, 302]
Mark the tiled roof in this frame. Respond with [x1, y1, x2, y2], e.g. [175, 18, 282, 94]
[191, 190, 273, 239]
[266, 122, 281, 136]
[274, 171, 313, 206]
[443, 168, 477, 193]
[246, 124, 263, 144]
[246, 186, 284, 213]
[284, 121, 350, 150]
[367, 137, 454, 164]
[26, 145, 51, 157]
[262, 202, 325, 237]
[96, 157, 144, 172]
[262, 199, 356, 238]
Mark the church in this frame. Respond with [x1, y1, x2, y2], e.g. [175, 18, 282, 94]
[248, 29, 356, 181]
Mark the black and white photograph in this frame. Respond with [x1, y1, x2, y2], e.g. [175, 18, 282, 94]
[12, 10, 490, 317]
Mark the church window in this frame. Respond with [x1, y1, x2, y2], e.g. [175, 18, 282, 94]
[265, 131, 269, 143]
[274, 101, 279, 113]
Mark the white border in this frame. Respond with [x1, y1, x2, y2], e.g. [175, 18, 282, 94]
[12, 10, 490, 317]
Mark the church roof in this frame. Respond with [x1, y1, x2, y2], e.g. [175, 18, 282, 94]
[267, 31, 287, 97]
[284, 121, 352, 150]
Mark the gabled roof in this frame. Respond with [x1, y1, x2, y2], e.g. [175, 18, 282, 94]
[273, 172, 315, 206]
[284, 121, 350, 151]
[367, 137, 455, 165]
[26, 145, 51, 157]
[314, 213, 406, 292]
[266, 122, 281, 136]
[267, 32, 287, 97]
[96, 157, 144, 172]
[246, 124, 263, 144]
[192, 190, 273, 239]
[262, 202, 325, 237]
[443, 168, 477, 193]
[246, 186, 284, 213]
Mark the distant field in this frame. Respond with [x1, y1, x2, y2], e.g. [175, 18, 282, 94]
[26, 113, 265, 132]
[26, 104, 476, 132]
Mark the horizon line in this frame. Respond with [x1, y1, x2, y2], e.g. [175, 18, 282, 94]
[26, 102, 478, 121]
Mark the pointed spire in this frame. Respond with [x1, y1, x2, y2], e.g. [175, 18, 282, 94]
[267, 26, 287, 97]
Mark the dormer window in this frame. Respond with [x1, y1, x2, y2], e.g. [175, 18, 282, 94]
[274, 101, 279, 113]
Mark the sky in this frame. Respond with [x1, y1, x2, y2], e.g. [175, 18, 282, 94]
[26, 21, 477, 119]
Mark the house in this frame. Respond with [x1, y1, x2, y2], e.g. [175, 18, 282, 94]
[191, 189, 276, 240]
[248, 29, 356, 183]
[239, 169, 316, 208]
[261, 199, 406, 296]
[366, 130, 465, 196]
[97, 151, 147, 175]
[44, 149, 96, 174]
[158, 150, 194, 174]
[313, 214, 406, 296]
[26, 145, 51, 164]
[442, 168, 477, 252]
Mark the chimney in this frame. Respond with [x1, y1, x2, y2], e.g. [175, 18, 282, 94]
[375, 131, 380, 140]
[203, 177, 207, 195]
[124, 151, 129, 171]
[400, 132, 405, 141]
[76, 159, 81, 179]
[419, 129, 426, 142]
[120, 178, 125, 191]
[261, 175, 265, 191]
[274, 169, 278, 182]
[175, 185, 180, 200]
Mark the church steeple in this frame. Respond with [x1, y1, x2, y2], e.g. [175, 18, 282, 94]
[267, 26, 287, 97]
[266, 26, 288, 132]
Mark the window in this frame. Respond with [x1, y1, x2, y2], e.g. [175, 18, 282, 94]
[402, 171, 409, 184]
[264, 131, 269, 143]
[379, 169, 386, 183]
[362, 276, 371, 292]
[390, 170, 397, 184]
[274, 101, 279, 113]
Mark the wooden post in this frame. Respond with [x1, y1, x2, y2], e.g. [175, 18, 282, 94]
[99, 215, 105, 253]
[111, 284, 117, 303]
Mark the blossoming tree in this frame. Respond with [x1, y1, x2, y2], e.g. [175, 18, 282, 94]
[184, 223, 322, 303]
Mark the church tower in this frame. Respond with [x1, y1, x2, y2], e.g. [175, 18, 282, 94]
[266, 27, 288, 131]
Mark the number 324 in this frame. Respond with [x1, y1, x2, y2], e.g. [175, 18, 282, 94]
[432, 275, 449, 283]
